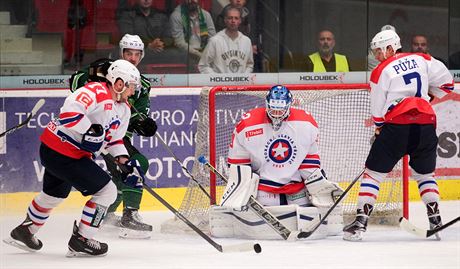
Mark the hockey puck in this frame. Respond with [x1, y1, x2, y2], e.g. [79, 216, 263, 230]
[253, 243, 262, 253]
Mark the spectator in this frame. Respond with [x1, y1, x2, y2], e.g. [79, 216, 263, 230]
[215, 0, 257, 51]
[449, 51, 460, 69]
[118, 0, 179, 64]
[306, 30, 350, 72]
[368, 25, 396, 71]
[411, 34, 448, 66]
[170, 0, 216, 72]
[198, 7, 253, 73]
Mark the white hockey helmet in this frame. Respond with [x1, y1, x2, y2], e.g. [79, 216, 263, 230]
[370, 30, 401, 57]
[119, 34, 145, 60]
[106, 59, 141, 101]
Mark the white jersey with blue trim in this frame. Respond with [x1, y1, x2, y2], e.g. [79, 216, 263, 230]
[369, 53, 454, 126]
[228, 107, 321, 194]
[41, 82, 130, 159]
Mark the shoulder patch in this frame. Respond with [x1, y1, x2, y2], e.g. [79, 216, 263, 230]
[235, 107, 269, 133]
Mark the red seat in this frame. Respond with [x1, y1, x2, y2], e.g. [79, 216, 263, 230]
[145, 63, 188, 74]
[34, 0, 70, 33]
[95, 0, 120, 42]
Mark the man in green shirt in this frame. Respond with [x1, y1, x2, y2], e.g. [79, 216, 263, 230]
[69, 34, 156, 239]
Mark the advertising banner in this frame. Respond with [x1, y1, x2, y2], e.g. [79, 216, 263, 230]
[0, 94, 201, 193]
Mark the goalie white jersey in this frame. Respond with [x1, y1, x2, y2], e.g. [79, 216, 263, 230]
[228, 107, 321, 194]
[370, 53, 454, 127]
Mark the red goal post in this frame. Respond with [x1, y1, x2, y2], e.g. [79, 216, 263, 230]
[161, 83, 409, 233]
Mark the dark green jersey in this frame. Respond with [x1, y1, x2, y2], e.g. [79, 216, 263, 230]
[69, 59, 152, 138]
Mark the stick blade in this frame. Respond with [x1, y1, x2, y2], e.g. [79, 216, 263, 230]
[221, 242, 261, 253]
[31, 99, 46, 115]
[399, 217, 428, 238]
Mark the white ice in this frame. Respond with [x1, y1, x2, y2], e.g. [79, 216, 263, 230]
[1, 201, 459, 269]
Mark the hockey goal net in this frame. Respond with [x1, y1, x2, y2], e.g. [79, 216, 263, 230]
[161, 84, 408, 233]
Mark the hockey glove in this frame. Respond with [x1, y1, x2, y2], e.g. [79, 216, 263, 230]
[81, 124, 105, 153]
[119, 159, 145, 189]
[131, 117, 157, 137]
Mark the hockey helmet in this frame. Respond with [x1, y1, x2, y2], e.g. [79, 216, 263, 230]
[370, 30, 401, 57]
[106, 59, 141, 101]
[265, 85, 292, 130]
[119, 34, 145, 60]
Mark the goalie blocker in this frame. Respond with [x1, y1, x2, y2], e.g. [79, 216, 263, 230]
[209, 165, 344, 239]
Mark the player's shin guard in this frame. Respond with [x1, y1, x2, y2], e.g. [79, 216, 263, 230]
[413, 171, 442, 240]
[343, 204, 374, 241]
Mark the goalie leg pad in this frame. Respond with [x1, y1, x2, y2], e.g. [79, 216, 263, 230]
[297, 206, 327, 239]
[316, 203, 344, 236]
[209, 205, 298, 240]
[221, 165, 259, 208]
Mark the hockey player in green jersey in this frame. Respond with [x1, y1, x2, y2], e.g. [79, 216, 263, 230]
[69, 34, 157, 239]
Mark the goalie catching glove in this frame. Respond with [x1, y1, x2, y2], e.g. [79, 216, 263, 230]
[130, 117, 157, 137]
[118, 159, 146, 189]
[304, 169, 343, 207]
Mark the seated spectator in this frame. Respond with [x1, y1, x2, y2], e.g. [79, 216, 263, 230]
[198, 7, 253, 73]
[368, 24, 396, 70]
[118, 0, 179, 64]
[170, 0, 216, 72]
[306, 30, 349, 72]
[411, 34, 448, 66]
[449, 51, 460, 69]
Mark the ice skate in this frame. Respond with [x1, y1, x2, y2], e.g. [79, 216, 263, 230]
[119, 208, 152, 239]
[343, 204, 373, 242]
[427, 202, 442, 240]
[67, 221, 108, 257]
[3, 217, 43, 252]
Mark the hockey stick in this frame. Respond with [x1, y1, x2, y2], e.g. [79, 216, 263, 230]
[155, 133, 211, 199]
[399, 216, 460, 238]
[130, 104, 211, 199]
[103, 153, 261, 253]
[198, 155, 298, 241]
[293, 168, 365, 240]
[0, 99, 46, 138]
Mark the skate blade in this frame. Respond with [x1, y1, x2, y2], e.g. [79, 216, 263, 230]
[66, 248, 107, 258]
[342, 231, 363, 242]
[119, 227, 152, 239]
[2, 237, 38, 252]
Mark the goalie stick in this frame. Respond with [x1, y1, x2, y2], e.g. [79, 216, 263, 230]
[103, 153, 261, 253]
[0, 99, 45, 138]
[399, 216, 460, 238]
[293, 168, 365, 240]
[198, 155, 299, 241]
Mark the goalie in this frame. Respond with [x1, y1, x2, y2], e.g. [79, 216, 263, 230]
[209, 85, 344, 240]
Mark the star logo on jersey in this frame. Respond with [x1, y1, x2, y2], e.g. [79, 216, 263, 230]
[264, 135, 297, 167]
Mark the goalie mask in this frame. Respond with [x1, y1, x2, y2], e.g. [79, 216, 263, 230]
[266, 85, 292, 131]
[106, 59, 141, 102]
[370, 30, 401, 59]
[119, 34, 145, 61]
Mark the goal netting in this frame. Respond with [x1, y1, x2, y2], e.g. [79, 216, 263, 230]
[161, 84, 408, 234]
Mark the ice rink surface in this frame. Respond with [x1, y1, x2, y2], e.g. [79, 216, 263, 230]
[1, 200, 459, 269]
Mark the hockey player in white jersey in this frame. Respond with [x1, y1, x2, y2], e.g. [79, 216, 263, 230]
[3, 60, 145, 257]
[198, 7, 254, 73]
[210, 85, 343, 239]
[343, 30, 455, 241]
